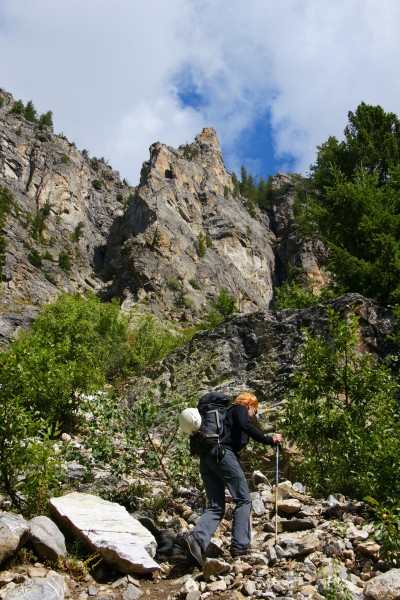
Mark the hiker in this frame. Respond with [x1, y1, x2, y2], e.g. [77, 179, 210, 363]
[182, 391, 282, 567]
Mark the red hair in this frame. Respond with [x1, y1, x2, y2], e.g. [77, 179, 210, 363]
[235, 392, 258, 409]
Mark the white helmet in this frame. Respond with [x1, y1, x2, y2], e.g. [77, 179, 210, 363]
[179, 408, 202, 434]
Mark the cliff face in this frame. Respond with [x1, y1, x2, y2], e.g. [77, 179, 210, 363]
[0, 88, 326, 344]
[101, 128, 277, 319]
[126, 293, 398, 415]
[0, 89, 134, 345]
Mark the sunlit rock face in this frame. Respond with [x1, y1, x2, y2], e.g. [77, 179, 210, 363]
[0, 86, 328, 341]
[0, 88, 133, 346]
[102, 127, 278, 319]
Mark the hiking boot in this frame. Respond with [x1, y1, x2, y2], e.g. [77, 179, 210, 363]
[230, 546, 261, 560]
[181, 534, 204, 568]
[230, 546, 249, 559]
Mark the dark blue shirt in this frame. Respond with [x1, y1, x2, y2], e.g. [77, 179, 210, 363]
[223, 404, 274, 453]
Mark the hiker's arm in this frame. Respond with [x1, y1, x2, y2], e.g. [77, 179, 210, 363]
[235, 405, 275, 445]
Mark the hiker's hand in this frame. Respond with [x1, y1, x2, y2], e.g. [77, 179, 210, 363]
[272, 433, 282, 445]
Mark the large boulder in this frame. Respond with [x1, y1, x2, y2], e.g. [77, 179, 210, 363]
[364, 569, 400, 600]
[29, 516, 67, 562]
[2, 571, 66, 600]
[49, 492, 159, 573]
[0, 512, 30, 566]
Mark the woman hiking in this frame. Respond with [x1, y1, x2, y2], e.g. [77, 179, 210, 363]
[182, 391, 282, 567]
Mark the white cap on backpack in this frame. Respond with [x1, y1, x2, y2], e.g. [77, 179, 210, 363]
[179, 408, 202, 434]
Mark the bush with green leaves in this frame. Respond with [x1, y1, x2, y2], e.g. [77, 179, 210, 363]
[129, 313, 185, 373]
[58, 249, 72, 271]
[71, 221, 84, 243]
[0, 293, 133, 429]
[64, 390, 138, 478]
[280, 307, 400, 500]
[201, 288, 238, 328]
[68, 389, 201, 495]
[197, 232, 212, 257]
[27, 247, 43, 268]
[92, 179, 102, 191]
[274, 272, 336, 309]
[126, 392, 201, 492]
[365, 497, 400, 565]
[0, 372, 64, 514]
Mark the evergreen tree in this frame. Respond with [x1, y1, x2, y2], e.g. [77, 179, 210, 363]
[9, 99, 24, 115]
[310, 102, 400, 188]
[305, 103, 400, 305]
[24, 100, 38, 122]
[39, 110, 53, 128]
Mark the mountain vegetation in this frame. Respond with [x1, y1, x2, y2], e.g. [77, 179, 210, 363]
[1, 92, 400, 572]
[293, 102, 400, 306]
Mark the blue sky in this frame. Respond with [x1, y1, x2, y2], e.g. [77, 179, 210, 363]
[1, 0, 400, 185]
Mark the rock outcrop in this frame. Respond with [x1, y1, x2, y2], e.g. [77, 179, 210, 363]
[0, 88, 135, 346]
[126, 293, 397, 408]
[0, 88, 331, 344]
[270, 172, 329, 291]
[101, 127, 277, 319]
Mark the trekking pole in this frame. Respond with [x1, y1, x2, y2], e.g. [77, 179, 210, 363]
[274, 443, 280, 546]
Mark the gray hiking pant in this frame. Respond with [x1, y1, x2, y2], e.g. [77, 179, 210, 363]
[192, 447, 252, 552]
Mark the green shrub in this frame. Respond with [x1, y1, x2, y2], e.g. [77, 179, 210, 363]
[0, 293, 133, 429]
[9, 99, 24, 115]
[0, 373, 64, 515]
[39, 111, 53, 128]
[197, 233, 206, 257]
[58, 249, 72, 271]
[31, 210, 47, 241]
[28, 248, 43, 268]
[201, 288, 238, 329]
[71, 222, 84, 243]
[247, 198, 257, 218]
[182, 143, 199, 161]
[61, 153, 70, 164]
[91, 180, 102, 191]
[275, 274, 335, 309]
[167, 276, 181, 291]
[280, 308, 400, 500]
[129, 314, 184, 373]
[211, 288, 237, 317]
[126, 392, 201, 491]
[365, 497, 400, 565]
[189, 279, 201, 290]
[43, 250, 54, 261]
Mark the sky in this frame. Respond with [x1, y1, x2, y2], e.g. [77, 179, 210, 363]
[1, 0, 399, 185]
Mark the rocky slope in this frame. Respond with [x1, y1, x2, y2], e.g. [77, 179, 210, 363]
[0, 88, 326, 344]
[101, 128, 277, 319]
[0, 89, 134, 346]
[126, 293, 397, 412]
[1, 468, 399, 600]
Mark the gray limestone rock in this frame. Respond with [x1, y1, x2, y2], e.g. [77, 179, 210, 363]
[29, 516, 67, 562]
[2, 572, 67, 600]
[364, 569, 400, 600]
[49, 492, 160, 573]
[0, 512, 30, 565]
[203, 558, 231, 582]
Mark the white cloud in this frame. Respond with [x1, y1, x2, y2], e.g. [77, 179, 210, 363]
[1, 0, 400, 181]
